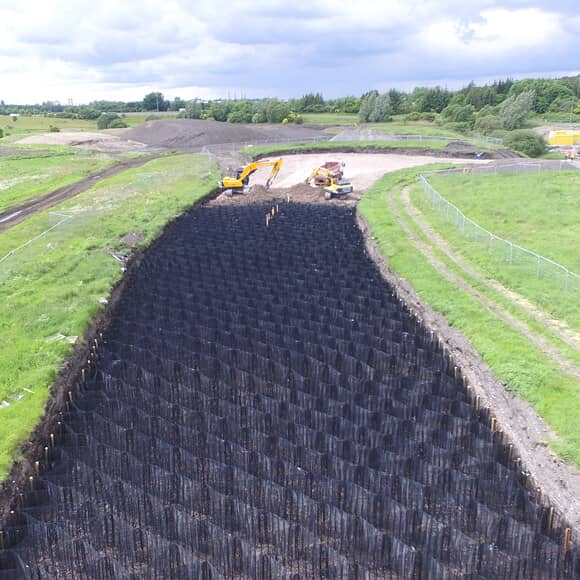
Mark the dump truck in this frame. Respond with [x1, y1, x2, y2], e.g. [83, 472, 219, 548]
[307, 161, 344, 186]
[220, 159, 283, 196]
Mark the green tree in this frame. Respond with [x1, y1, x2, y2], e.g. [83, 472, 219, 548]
[368, 93, 391, 122]
[296, 93, 325, 113]
[499, 90, 534, 130]
[180, 99, 203, 119]
[143, 92, 168, 112]
[441, 103, 475, 124]
[97, 112, 126, 129]
[358, 92, 378, 122]
[474, 115, 502, 135]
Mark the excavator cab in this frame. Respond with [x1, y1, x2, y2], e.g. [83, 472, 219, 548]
[220, 159, 283, 196]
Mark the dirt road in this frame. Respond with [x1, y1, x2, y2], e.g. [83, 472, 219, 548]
[0, 154, 161, 232]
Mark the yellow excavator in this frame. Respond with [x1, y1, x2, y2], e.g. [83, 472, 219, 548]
[219, 159, 283, 196]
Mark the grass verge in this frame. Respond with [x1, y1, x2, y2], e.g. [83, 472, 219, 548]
[358, 167, 580, 466]
[0, 154, 219, 479]
[0, 149, 117, 212]
[422, 171, 580, 328]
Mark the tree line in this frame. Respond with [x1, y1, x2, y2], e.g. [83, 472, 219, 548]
[1, 75, 578, 132]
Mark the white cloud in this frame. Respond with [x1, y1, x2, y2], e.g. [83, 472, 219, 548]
[0, 0, 578, 103]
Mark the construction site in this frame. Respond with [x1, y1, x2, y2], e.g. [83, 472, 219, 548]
[0, 118, 579, 578]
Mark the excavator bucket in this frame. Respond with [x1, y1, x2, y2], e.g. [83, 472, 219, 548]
[265, 159, 283, 190]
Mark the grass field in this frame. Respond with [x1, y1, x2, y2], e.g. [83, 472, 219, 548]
[413, 171, 580, 331]
[372, 122, 460, 138]
[0, 154, 219, 479]
[359, 167, 580, 466]
[245, 139, 450, 157]
[0, 116, 97, 138]
[0, 113, 179, 138]
[301, 113, 358, 125]
[0, 149, 117, 212]
[426, 172, 580, 271]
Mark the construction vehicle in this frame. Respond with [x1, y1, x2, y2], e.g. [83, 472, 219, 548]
[324, 178, 353, 200]
[307, 161, 344, 186]
[220, 159, 283, 196]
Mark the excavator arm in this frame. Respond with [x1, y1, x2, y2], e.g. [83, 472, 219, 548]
[265, 158, 282, 189]
[220, 159, 283, 193]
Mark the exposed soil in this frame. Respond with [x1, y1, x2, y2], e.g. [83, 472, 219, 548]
[17, 131, 149, 153]
[0, 154, 161, 232]
[358, 190, 580, 531]
[120, 119, 325, 150]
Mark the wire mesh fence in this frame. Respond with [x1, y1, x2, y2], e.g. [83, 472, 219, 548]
[419, 171, 580, 294]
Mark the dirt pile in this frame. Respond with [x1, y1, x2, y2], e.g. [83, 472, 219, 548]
[120, 119, 324, 150]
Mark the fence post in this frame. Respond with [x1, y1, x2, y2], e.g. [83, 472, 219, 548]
[537, 255, 541, 277]
[508, 242, 513, 263]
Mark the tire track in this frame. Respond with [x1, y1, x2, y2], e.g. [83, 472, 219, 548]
[387, 186, 580, 380]
[0, 154, 162, 233]
[401, 186, 580, 352]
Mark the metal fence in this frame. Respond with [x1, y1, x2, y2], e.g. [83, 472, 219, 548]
[419, 172, 580, 293]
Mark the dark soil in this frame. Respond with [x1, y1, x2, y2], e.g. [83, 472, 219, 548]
[120, 119, 325, 151]
[0, 202, 577, 578]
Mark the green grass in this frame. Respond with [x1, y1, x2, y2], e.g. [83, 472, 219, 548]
[301, 113, 358, 125]
[427, 172, 580, 272]
[371, 122, 461, 138]
[358, 168, 580, 466]
[119, 113, 178, 127]
[244, 139, 450, 157]
[0, 116, 97, 138]
[0, 154, 219, 479]
[413, 172, 580, 330]
[0, 149, 117, 212]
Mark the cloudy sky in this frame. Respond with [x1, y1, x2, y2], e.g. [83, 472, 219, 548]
[1, 0, 579, 104]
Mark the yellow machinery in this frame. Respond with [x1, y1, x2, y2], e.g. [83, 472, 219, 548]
[220, 159, 283, 195]
[548, 131, 580, 147]
[307, 161, 344, 186]
[324, 178, 353, 200]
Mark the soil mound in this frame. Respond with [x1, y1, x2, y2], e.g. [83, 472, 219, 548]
[120, 119, 324, 150]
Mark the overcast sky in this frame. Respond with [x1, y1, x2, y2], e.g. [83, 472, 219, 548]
[1, 0, 579, 104]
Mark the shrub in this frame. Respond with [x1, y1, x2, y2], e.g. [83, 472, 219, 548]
[145, 114, 161, 121]
[442, 121, 471, 134]
[251, 112, 265, 124]
[0, 128, 3, 139]
[97, 113, 123, 129]
[503, 130, 546, 157]
[441, 104, 475, 124]
[474, 115, 502, 135]
[107, 118, 128, 129]
[48, 125, 60, 132]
